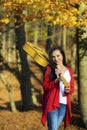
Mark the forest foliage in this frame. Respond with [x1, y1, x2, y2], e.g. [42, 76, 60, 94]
[0, 0, 87, 31]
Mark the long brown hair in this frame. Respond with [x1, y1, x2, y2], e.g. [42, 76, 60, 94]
[48, 46, 67, 80]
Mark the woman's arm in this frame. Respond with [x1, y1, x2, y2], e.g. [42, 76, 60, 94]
[43, 66, 59, 91]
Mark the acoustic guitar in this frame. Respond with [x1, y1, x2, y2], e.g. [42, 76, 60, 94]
[23, 42, 49, 67]
[23, 42, 69, 88]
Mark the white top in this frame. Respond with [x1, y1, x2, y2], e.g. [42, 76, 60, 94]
[59, 70, 71, 104]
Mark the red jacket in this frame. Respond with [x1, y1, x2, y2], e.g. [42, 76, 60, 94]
[41, 65, 74, 128]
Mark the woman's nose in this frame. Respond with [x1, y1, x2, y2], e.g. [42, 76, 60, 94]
[55, 57, 58, 61]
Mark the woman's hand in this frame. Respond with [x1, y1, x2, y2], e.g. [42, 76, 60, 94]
[55, 68, 62, 78]
[64, 86, 70, 93]
[55, 78, 61, 83]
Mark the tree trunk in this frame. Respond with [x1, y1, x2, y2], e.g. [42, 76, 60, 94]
[0, 72, 17, 112]
[77, 27, 87, 128]
[46, 25, 55, 53]
[76, 2, 87, 128]
[15, 25, 34, 110]
[62, 26, 67, 54]
[34, 22, 39, 45]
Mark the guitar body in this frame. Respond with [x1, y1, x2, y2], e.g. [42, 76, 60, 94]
[23, 42, 37, 58]
[34, 53, 49, 67]
[23, 42, 49, 67]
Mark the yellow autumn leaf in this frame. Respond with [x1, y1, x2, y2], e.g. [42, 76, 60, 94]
[3, 1, 12, 7]
[0, 18, 10, 24]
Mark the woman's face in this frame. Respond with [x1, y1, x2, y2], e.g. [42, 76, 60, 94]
[52, 49, 63, 66]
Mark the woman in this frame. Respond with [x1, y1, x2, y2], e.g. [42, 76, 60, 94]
[41, 46, 74, 130]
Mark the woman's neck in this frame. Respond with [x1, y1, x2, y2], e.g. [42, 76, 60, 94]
[56, 64, 67, 73]
[56, 64, 64, 69]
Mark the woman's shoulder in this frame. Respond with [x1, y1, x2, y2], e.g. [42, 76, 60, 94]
[66, 66, 74, 73]
[43, 65, 52, 72]
[43, 65, 53, 75]
[45, 65, 52, 70]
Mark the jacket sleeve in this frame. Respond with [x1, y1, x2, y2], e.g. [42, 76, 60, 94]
[69, 67, 74, 95]
[42, 66, 58, 91]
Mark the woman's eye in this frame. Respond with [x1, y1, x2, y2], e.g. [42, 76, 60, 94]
[56, 55, 59, 57]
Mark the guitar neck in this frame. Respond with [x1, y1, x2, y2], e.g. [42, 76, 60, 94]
[60, 74, 69, 88]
